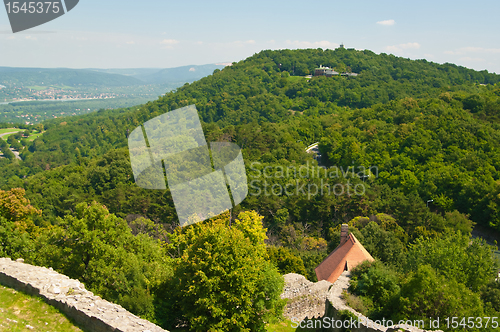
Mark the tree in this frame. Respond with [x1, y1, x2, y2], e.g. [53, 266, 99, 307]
[34, 201, 171, 319]
[481, 280, 500, 314]
[267, 246, 307, 276]
[406, 231, 498, 291]
[359, 221, 407, 268]
[162, 211, 285, 331]
[397, 265, 484, 323]
[0, 188, 40, 231]
[0, 188, 40, 260]
[9, 139, 23, 151]
[349, 261, 400, 318]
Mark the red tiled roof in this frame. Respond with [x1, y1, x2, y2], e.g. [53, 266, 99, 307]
[315, 233, 374, 283]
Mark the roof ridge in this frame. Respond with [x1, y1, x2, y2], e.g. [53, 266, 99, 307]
[349, 233, 358, 243]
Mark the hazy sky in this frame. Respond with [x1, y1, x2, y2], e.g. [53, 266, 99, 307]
[1, 0, 499, 73]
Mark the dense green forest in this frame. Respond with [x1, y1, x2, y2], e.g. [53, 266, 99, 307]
[1, 48, 500, 331]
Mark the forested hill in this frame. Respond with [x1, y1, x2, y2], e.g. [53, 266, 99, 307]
[2, 48, 500, 233]
[2, 48, 500, 329]
[147, 48, 500, 125]
[9, 47, 500, 167]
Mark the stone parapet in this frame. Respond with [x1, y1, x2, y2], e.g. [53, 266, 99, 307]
[0, 257, 168, 332]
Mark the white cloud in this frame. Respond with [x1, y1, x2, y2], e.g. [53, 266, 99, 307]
[377, 19, 395, 26]
[160, 39, 180, 49]
[386, 45, 400, 53]
[160, 39, 179, 45]
[386, 42, 420, 53]
[401, 42, 420, 49]
[25, 35, 37, 41]
[126, 41, 135, 45]
[285, 40, 338, 49]
[189, 67, 196, 72]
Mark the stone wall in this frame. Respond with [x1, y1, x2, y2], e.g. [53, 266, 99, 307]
[282, 271, 442, 332]
[0, 257, 168, 332]
[321, 271, 442, 332]
[281, 273, 332, 321]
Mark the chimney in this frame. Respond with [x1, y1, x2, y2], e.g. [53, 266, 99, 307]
[340, 224, 349, 245]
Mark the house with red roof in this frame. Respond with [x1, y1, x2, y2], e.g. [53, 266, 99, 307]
[315, 224, 374, 283]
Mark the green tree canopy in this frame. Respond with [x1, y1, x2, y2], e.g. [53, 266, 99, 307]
[162, 211, 285, 332]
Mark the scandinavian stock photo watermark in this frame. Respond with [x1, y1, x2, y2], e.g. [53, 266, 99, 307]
[291, 316, 499, 330]
[248, 162, 378, 199]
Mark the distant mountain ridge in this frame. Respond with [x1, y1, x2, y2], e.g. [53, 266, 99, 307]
[132, 64, 227, 84]
[89, 64, 227, 84]
[0, 63, 228, 88]
[0, 67, 144, 87]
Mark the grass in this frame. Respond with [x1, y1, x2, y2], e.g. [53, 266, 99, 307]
[266, 319, 297, 331]
[27, 132, 43, 141]
[0, 129, 44, 146]
[342, 290, 371, 315]
[266, 319, 323, 331]
[0, 133, 19, 142]
[167, 319, 306, 332]
[0, 128, 19, 135]
[0, 284, 84, 332]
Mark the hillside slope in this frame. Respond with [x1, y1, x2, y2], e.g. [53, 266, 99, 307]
[2, 48, 500, 234]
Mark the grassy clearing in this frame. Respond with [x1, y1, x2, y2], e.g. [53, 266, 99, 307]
[0, 284, 84, 332]
[0, 129, 43, 145]
[28, 132, 43, 141]
[0, 133, 19, 141]
[0, 128, 19, 135]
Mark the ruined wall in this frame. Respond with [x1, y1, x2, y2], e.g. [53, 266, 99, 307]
[320, 271, 442, 332]
[0, 257, 168, 332]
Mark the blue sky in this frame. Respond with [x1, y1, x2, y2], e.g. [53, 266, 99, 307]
[1, 0, 499, 73]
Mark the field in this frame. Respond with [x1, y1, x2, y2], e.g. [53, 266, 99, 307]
[0, 284, 83, 332]
[0, 128, 18, 135]
[27, 132, 43, 141]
